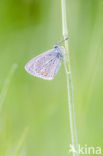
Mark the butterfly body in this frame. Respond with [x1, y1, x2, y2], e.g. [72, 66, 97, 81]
[25, 45, 63, 80]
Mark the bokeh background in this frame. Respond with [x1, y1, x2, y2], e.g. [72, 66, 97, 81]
[0, 0, 103, 156]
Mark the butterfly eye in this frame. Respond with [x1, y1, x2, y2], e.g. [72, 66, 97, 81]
[54, 44, 59, 49]
[54, 45, 58, 48]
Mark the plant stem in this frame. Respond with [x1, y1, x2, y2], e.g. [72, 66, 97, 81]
[13, 127, 29, 156]
[61, 0, 79, 156]
[0, 64, 18, 111]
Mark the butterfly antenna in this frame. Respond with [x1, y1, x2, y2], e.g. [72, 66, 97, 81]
[57, 37, 69, 45]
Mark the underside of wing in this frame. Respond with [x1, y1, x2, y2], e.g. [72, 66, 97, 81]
[32, 57, 61, 80]
[25, 49, 61, 80]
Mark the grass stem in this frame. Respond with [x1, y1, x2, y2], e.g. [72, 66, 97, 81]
[0, 64, 18, 111]
[61, 0, 79, 155]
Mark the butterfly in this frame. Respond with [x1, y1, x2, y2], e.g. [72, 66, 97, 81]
[25, 38, 68, 80]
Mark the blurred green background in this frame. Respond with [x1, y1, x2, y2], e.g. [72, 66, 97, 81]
[0, 0, 103, 156]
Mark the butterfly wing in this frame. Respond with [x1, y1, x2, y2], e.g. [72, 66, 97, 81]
[25, 49, 61, 80]
[34, 56, 61, 80]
